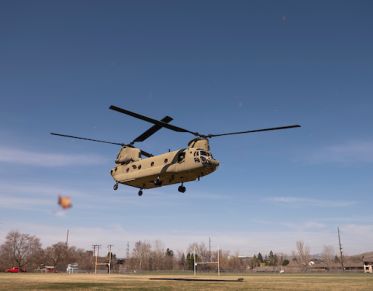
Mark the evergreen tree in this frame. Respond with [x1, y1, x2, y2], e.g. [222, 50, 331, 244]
[268, 250, 276, 266]
[165, 248, 174, 257]
[179, 253, 186, 270]
[257, 252, 263, 263]
[282, 259, 290, 266]
[186, 253, 197, 270]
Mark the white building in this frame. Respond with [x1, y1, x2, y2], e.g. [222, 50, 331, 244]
[363, 256, 373, 274]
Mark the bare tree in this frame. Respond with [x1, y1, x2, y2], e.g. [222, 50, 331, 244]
[186, 242, 211, 271]
[132, 241, 152, 271]
[68, 247, 94, 272]
[0, 231, 42, 270]
[176, 250, 187, 270]
[295, 241, 310, 271]
[225, 251, 245, 272]
[44, 242, 69, 271]
[321, 245, 335, 270]
[152, 240, 165, 270]
[187, 242, 209, 262]
[164, 248, 174, 270]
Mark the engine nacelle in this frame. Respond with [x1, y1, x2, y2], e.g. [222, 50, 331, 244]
[187, 138, 210, 151]
[115, 147, 141, 164]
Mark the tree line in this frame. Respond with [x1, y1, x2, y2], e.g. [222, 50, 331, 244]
[0, 231, 93, 272]
[0, 230, 342, 273]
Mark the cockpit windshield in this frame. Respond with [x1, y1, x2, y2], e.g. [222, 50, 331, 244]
[198, 150, 212, 158]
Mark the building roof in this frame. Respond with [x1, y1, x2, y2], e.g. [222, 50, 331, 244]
[363, 255, 373, 263]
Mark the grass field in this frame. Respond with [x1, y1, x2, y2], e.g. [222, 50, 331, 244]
[0, 273, 372, 290]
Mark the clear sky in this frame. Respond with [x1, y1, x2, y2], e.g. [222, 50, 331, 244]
[1, 0, 373, 257]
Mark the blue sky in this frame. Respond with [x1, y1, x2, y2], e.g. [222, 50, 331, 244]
[1, 0, 373, 256]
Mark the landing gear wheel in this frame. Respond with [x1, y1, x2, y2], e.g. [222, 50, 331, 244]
[113, 183, 118, 191]
[178, 185, 186, 193]
[138, 189, 143, 196]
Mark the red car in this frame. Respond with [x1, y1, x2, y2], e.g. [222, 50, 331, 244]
[6, 267, 26, 273]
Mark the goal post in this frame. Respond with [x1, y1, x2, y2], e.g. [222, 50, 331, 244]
[193, 246, 220, 276]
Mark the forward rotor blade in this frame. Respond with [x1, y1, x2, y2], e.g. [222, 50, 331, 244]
[50, 132, 124, 146]
[109, 105, 199, 136]
[207, 124, 301, 138]
[131, 115, 173, 144]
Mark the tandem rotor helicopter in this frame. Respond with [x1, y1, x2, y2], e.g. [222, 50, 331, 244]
[51, 105, 300, 196]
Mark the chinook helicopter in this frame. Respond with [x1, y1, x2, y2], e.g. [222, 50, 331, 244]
[51, 105, 300, 196]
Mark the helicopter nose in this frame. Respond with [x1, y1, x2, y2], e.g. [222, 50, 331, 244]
[209, 159, 219, 167]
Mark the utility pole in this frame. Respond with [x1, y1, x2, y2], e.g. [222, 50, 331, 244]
[96, 245, 101, 274]
[209, 237, 211, 262]
[217, 246, 220, 276]
[338, 227, 344, 271]
[126, 242, 130, 259]
[92, 245, 97, 274]
[92, 244, 101, 274]
[65, 229, 69, 247]
[107, 244, 113, 274]
[193, 246, 196, 276]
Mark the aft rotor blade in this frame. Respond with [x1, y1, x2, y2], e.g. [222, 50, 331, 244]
[50, 133, 124, 146]
[51, 133, 154, 157]
[109, 105, 200, 136]
[207, 124, 301, 138]
[131, 115, 174, 144]
[50, 132, 153, 158]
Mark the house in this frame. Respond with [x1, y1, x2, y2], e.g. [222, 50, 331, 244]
[66, 263, 79, 274]
[36, 265, 56, 273]
[363, 256, 373, 274]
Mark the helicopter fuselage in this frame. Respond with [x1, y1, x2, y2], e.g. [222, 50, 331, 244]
[51, 104, 300, 194]
[111, 141, 219, 189]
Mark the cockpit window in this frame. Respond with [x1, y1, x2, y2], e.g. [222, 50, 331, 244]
[178, 152, 185, 162]
[199, 151, 210, 157]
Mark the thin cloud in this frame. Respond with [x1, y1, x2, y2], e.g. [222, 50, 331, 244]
[0, 146, 108, 167]
[342, 224, 373, 236]
[252, 219, 327, 231]
[0, 196, 53, 210]
[306, 140, 373, 164]
[0, 182, 141, 211]
[0, 183, 72, 196]
[266, 196, 356, 208]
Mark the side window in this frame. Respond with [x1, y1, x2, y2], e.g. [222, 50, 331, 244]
[178, 152, 185, 162]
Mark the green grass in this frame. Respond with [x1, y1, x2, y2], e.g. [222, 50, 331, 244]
[0, 272, 372, 290]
